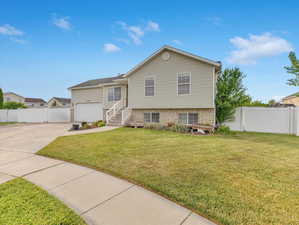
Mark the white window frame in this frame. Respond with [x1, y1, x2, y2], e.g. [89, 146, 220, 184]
[178, 112, 199, 125]
[144, 76, 155, 97]
[108, 86, 122, 102]
[177, 72, 191, 96]
[144, 112, 160, 123]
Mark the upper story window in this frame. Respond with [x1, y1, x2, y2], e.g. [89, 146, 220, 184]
[178, 112, 198, 125]
[177, 72, 191, 95]
[108, 87, 121, 102]
[145, 77, 155, 96]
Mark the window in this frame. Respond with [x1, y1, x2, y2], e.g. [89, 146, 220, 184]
[177, 72, 191, 95]
[144, 112, 160, 123]
[108, 87, 121, 102]
[145, 77, 155, 96]
[178, 113, 198, 125]
[6, 97, 10, 101]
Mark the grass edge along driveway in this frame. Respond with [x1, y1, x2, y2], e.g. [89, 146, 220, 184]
[38, 128, 299, 225]
[0, 178, 87, 225]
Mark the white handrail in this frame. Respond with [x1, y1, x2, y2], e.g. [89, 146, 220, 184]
[121, 108, 132, 125]
[106, 100, 123, 123]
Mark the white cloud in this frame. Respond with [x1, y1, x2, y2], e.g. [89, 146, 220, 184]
[228, 33, 293, 65]
[53, 15, 72, 30]
[146, 21, 160, 31]
[206, 17, 222, 26]
[0, 24, 23, 36]
[104, 43, 120, 53]
[172, 40, 182, 45]
[117, 20, 160, 45]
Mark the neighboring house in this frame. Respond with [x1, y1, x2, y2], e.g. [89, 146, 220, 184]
[48, 97, 71, 108]
[3, 92, 46, 108]
[3, 92, 25, 103]
[282, 92, 299, 106]
[69, 45, 221, 126]
[24, 98, 47, 108]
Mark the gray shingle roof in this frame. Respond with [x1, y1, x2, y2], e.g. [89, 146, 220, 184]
[52, 97, 71, 104]
[25, 98, 46, 103]
[70, 74, 125, 89]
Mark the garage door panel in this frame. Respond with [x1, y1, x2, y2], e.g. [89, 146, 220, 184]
[75, 103, 103, 122]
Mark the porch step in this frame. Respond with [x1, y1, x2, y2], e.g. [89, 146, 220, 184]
[107, 112, 122, 126]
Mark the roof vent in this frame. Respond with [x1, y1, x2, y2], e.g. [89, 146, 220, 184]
[161, 52, 170, 61]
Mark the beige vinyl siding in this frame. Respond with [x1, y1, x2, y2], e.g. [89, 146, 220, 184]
[128, 50, 215, 109]
[71, 87, 103, 104]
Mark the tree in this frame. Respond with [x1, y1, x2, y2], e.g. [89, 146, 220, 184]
[0, 88, 3, 109]
[268, 99, 277, 106]
[285, 51, 299, 86]
[2, 101, 27, 109]
[215, 68, 251, 125]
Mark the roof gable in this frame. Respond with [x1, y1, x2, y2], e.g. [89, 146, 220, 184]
[124, 45, 221, 78]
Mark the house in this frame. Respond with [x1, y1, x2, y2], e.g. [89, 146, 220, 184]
[3, 92, 25, 103]
[24, 98, 47, 108]
[69, 45, 221, 126]
[3, 92, 47, 108]
[282, 91, 299, 106]
[48, 97, 71, 108]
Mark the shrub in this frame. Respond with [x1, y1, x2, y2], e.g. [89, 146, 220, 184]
[145, 123, 189, 133]
[166, 122, 175, 127]
[97, 121, 106, 127]
[2, 101, 27, 109]
[81, 123, 91, 129]
[216, 125, 234, 135]
[144, 123, 166, 130]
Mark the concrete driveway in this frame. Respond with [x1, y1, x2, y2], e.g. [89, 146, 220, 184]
[0, 123, 215, 225]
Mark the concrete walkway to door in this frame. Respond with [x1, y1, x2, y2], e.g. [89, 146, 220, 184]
[0, 123, 216, 225]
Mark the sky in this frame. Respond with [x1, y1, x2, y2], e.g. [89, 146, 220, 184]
[1, 0, 299, 102]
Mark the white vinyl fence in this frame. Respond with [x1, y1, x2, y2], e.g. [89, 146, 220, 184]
[0, 108, 70, 123]
[225, 107, 299, 136]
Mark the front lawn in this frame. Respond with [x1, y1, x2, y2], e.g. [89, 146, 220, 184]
[0, 122, 16, 126]
[0, 178, 87, 225]
[38, 128, 299, 225]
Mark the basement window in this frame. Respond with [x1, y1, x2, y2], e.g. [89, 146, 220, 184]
[178, 113, 198, 125]
[144, 112, 160, 123]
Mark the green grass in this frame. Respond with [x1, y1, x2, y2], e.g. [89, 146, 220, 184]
[0, 122, 16, 126]
[0, 178, 87, 225]
[38, 128, 299, 225]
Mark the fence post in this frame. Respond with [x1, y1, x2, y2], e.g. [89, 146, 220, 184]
[296, 107, 299, 136]
[240, 107, 246, 131]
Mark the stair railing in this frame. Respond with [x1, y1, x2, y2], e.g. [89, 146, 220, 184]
[106, 100, 123, 124]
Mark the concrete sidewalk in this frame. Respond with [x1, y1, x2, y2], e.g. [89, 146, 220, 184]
[0, 123, 216, 225]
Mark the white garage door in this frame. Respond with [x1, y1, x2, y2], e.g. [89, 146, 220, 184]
[75, 103, 103, 122]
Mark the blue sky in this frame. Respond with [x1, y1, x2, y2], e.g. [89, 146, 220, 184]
[1, 0, 298, 102]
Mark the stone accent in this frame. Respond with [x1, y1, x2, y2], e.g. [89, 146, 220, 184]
[130, 108, 215, 126]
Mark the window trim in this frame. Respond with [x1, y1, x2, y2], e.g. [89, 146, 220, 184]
[144, 112, 160, 123]
[144, 76, 156, 97]
[108, 86, 122, 102]
[177, 72, 191, 96]
[178, 112, 199, 125]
